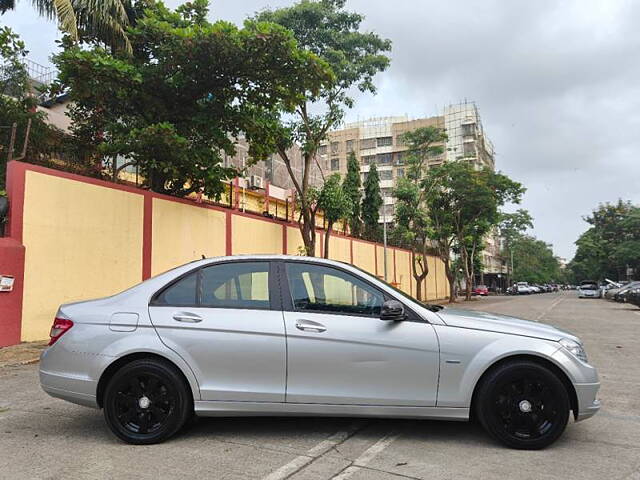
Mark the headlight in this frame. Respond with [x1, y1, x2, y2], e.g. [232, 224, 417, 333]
[559, 338, 588, 363]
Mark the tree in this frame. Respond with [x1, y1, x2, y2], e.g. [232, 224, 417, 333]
[498, 209, 533, 286]
[318, 173, 351, 258]
[423, 162, 525, 301]
[1, 27, 66, 189]
[362, 163, 383, 241]
[0, 0, 133, 53]
[342, 151, 362, 236]
[51, 0, 331, 199]
[254, 0, 391, 255]
[511, 235, 564, 284]
[392, 126, 447, 300]
[569, 200, 640, 281]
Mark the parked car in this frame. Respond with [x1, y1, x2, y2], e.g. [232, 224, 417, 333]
[473, 284, 489, 296]
[626, 287, 640, 307]
[515, 282, 532, 294]
[612, 281, 640, 302]
[578, 281, 601, 299]
[40, 255, 600, 449]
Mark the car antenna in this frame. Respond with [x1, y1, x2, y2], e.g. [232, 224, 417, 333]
[201, 254, 206, 259]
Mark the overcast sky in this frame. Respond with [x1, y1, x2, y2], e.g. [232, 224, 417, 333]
[4, 0, 640, 259]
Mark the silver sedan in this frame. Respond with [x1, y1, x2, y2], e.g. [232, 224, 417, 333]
[40, 255, 600, 449]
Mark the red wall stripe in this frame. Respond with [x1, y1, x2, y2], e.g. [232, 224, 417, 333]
[225, 211, 232, 256]
[142, 194, 153, 280]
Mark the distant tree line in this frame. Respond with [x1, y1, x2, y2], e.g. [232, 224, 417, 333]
[568, 200, 640, 282]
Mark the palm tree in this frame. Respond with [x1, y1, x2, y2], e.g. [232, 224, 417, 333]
[0, 0, 132, 54]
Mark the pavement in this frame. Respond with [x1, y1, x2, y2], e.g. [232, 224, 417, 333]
[1, 291, 639, 480]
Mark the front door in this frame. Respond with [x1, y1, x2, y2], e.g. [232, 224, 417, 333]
[281, 261, 440, 406]
[148, 261, 286, 402]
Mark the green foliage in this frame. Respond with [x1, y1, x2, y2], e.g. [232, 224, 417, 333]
[569, 200, 640, 281]
[423, 161, 525, 299]
[318, 173, 350, 224]
[511, 235, 564, 284]
[362, 163, 382, 241]
[254, 0, 391, 255]
[342, 151, 362, 236]
[52, 0, 331, 199]
[1, 0, 133, 54]
[0, 27, 66, 190]
[318, 172, 351, 258]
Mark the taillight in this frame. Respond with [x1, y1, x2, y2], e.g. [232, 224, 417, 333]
[48, 317, 74, 346]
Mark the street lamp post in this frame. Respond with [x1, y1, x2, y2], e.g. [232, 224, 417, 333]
[382, 191, 388, 281]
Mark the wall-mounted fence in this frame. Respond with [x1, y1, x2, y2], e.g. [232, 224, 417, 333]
[0, 161, 449, 346]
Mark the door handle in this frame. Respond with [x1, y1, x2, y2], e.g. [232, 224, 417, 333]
[172, 312, 202, 323]
[295, 320, 326, 333]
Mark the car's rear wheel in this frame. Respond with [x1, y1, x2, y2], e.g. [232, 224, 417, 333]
[103, 358, 192, 444]
[475, 360, 570, 449]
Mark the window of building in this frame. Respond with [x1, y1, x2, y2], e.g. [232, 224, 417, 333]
[201, 262, 270, 309]
[463, 141, 476, 157]
[377, 136, 393, 147]
[396, 168, 405, 178]
[362, 155, 376, 165]
[360, 138, 377, 150]
[377, 153, 392, 164]
[346, 139, 354, 152]
[286, 263, 383, 316]
[331, 158, 340, 171]
[379, 170, 393, 180]
[318, 144, 328, 155]
[331, 142, 339, 154]
[394, 152, 405, 165]
[461, 123, 475, 137]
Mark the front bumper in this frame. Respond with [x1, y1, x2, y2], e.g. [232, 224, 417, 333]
[574, 382, 601, 421]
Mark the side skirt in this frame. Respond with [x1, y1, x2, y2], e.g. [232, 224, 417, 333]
[194, 401, 469, 421]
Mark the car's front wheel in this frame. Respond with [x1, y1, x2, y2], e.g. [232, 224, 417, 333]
[103, 358, 193, 444]
[475, 360, 570, 449]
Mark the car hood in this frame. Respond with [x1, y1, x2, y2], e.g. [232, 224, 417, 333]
[436, 308, 580, 343]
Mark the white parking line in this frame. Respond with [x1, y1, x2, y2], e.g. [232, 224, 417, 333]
[536, 295, 565, 321]
[262, 421, 365, 480]
[331, 432, 401, 480]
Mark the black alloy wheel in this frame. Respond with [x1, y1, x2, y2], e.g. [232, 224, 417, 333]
[475, 360, 570, 449]
[103, 358, 192, 444]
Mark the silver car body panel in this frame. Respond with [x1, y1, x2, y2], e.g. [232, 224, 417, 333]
[39, 255, 600, 423]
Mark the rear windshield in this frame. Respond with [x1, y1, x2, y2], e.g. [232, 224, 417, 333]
[580, 283, 598, 289]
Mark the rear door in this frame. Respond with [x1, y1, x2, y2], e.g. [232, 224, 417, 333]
[148, 260, 286, 402]
[280, 261, 440, 406]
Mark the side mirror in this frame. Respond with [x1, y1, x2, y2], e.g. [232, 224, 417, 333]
[380, 300, 405, 321]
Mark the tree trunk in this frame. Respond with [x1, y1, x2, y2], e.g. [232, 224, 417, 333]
[443, 254, 456, 303]
[324, 222, 333, 259]
[411, 247, 429, 301]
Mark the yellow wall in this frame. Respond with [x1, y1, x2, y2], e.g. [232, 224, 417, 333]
[352, 241, 376, 276]
[18, 167, 449, 340]
[232, 215, 282, 255]
[327, 235, 350, 263]
[151, 198, 226, 276]
[21, 171, 143, 341]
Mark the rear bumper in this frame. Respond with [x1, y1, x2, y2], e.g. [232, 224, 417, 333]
[574, 382, 601, 421]
[40, 369, 99, 408]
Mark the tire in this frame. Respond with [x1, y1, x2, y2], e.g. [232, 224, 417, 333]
[475, 360, 570, 449]
[103, 358, 193, 445]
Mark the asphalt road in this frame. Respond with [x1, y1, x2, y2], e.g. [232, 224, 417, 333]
[1, 292, 639, 480]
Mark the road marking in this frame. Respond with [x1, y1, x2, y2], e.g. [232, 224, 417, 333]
[331, 432, 401, 480]
[262, 421, 366, 480]
[535, 295, 565, 321]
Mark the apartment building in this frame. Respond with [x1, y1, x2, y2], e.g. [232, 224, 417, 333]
[318, 101, 495, 221]
[319, 101, 504, 289]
